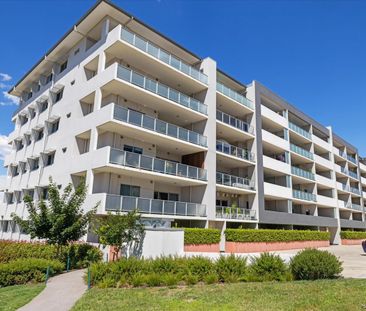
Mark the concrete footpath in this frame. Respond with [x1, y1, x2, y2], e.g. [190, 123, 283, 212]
[18, 269, 87, 311]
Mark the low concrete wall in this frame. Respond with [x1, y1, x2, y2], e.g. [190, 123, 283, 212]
[341, 239, 365, 245]
[184, 243, 220, 253]
[225, 240, 330, 253]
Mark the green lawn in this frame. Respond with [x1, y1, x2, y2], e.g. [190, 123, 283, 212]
[0, 284, 45, 311]
[72, 279, 366, 311]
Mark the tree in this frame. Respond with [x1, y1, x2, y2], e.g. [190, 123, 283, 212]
[12, 178, 98, 254]
[93, 210, 144, 260]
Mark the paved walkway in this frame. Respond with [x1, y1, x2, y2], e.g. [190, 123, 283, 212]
[19, 269, 87, 311]
[187, 245, 366, 279]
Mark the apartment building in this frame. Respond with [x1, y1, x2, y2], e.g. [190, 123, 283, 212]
[0, 0, 365, 244]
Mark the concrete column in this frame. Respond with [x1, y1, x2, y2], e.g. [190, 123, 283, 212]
[94, 88, 102, 111]
[328, 126, 341, 244]
[200, 58, 217, 221]
[85, 169, 94, 195]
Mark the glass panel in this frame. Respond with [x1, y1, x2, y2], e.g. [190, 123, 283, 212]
[125, 152, 139, 167]
[167, 124, 178, 138]
[169, 89, 179, 102]
[170, 56, 181, 70]
[187, 203, 196, 216]
[178, 128, 188, 141]
[151, 200, 163, 214]
[180, 94, 190, 107]
[105, 195, 121, 211]
[137, 198, 150, 212]
[110, 149, 124, 165]
[163, 201, 175, 214]
[134, 35, 147, 51]
[114, 106, 127, 121]
[117, 66, 131, 81]
[121, 29, 134, 44]
[177, 164, 187, 177]
[157, 84, 169, 98]
[147, 43, 159, 58]
[121, 196, 136, 211]
[159, 50, 170, 64]
[128, 110, 142, 126]
[142, 115, 155, 130]
[165, 161, 177, 175]
[155, 119, 167, 134]
[140, 155, 153, 170]
[153, 158, 165, 173]
[145, 78, 157, 93]
[176, 202, 186, 216]
[188, 166, 197, 179]
[188, 131, 198, 144]
[131, 72, 144, 87]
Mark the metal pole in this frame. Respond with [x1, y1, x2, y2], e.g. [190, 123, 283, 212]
[67, 255, 70, 272]
[45, 266, 50, 284]
[87, 266, 91, 290]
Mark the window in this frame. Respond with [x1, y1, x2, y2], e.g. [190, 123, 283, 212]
[12, 165, 19, 177]
[55, 89, 63, 103]
[60, 61, 68, 73]
[45, 73, 53, 84]
[2, 221, 9, 232]
[29, 108, 36, 119]
[25, 189, 35, 200]
[39, 100, 48, 113]
[25, 134, 32, 146]
[39, 187, 49, 200]
[19, 115, 28, 126]
[16, 139, 24, 151]
[20, 161, 27, 174]
[7, 193, 14, 204]
[123, 145, 143, 154]
[216, 200, 228, 207]
[31, 158, 39, 171]
[35, 129, 44, 141]
[27, 92, 32, 100]
[15, 191, 22, 203]
[120, 184, 140, 197]
[154, 192, 179, 201]
[45, 152, 55, 166]
[49, 120, 59, 134]
[36, 83, 41, 92]
[74, 48, 80, 55]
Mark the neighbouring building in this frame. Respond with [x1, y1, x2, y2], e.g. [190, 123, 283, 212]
[1, 0, 365, 245]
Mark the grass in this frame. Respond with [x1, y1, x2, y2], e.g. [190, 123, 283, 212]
[72, 279, 366, 311]
[0, 284, 45, 311]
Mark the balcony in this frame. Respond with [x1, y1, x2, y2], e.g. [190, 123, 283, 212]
[347, 155, 357, 164]
[113, 104, 207, 148]
[104, 194, 206, 217]
[315, 174, 333, 188]
[264, 182, 292, 200]
[261, 105, 288, 128]
[292, 189, 316, 202]
[289, 122, 311, 140]
[216, 206, 257, 221]
[290, 143, 314, 160]
[109, 148, 207, 182]
[351, 204, 363, 211]
[291, 166, 315, 181]
[314, 154, 333, 170]
[216, 110, 254, 139]
[340, 166, 358, 180]
[263, 156, 290, 175]
[317, 195, 337, 208]
[120, 27, 208, 85]
[216, 172, 255, 192]
[350, 186, 361, 196]
[116, 64, 207, 115]
[216, 82, 253, 111]
[216, 140, 255, 163]
[262, 129, 289, 151]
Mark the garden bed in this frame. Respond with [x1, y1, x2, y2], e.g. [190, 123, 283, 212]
[184, 228, 221, 253]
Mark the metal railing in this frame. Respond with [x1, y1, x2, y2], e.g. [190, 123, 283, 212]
[113, 104, 207, 147]
[117, 64, 207, 115]
[216, 172, 255, 190]
[216, 206, 257, 220]
[105, 194, 206, 216]
[292, 189, 317, 202]
[121, 28, 208, 85]
[289, 122, 311, 140]
[216, 110, 254, 135]
[216, 82, 253, 110]
[290, 143, 314, 160]
[109, 148, 207, 181]
[216, 140, 255, 162]
[291, 166, 315, 181]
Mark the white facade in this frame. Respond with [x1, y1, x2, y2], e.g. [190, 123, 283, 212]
[1, 0, 365, 244]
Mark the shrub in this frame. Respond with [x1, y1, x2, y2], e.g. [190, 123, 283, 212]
[204, 273, 219, 284]
[0, 258, 64, 287]
[0, 240, 102, 268]
[145, 273, 163, 287]
[248, 253, 289, 282]
[161, 273, 179, 286]
[184, 228, 221, 245]
[186, 256, 215, 281]
[225, 229, 330, 243]
[131, 274, 146, 287]
[216, 255, 247, 282]
[290, 249, 343, 280]
[340, 231, 366, 240]
[185, 274, 199, 285]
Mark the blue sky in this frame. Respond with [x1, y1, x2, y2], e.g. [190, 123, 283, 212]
[0, 0, 366, 181]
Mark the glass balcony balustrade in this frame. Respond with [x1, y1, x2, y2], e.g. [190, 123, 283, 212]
[216, 172, 255, 190]
[291, 166, 315, 181]
[121, 28, 208, 84]
[289, 122, 311, 140]
[216, 140, 255, 162]
[105, 194, 206, 216]
[216, 82, 253, 110]
[216, 206, 257, 220]
[109, 148, 207, 181]
[117, 65, 207, 115]
[113, 104, 207, 147]
[290, 143, 314, 160]
[216, 110, 254, 135]
[292, 189, 316, 202]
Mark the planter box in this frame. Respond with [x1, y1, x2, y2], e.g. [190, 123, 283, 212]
[342, 239, 365, 245]
[184, 243, 220, 253]
[225, 240, 329, 253]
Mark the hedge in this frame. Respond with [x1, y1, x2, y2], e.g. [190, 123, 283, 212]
[0, 240, 102, 268]
[225, 229, 330, 243]
[0, 258, 64, 287]
[340, 231, 366, 240]
[184, 228, 221, 245]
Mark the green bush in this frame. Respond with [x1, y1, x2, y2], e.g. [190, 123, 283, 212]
[248, 253, 289, 282]
[0, 258, 64, 287]
[340, 231, 366, 240]
[216, 255, 247, 282]
[184, 228, 221, 245]
[290, 249, 343, 280]
[225, 229, 330, 243]
[0, 240, 102, 268]
[204, 273, 219, 284]
[186, 256, 215, 281]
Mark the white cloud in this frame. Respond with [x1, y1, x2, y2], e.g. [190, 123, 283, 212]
[0, 73, 12, 81]
[0, 135, 11, 161]
[0, 91, 19, 106]
[0, 82, 9, 89]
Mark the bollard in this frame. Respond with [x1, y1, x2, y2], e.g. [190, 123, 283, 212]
[45, 266, 50, 284]
[67, 255, 70, 272]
